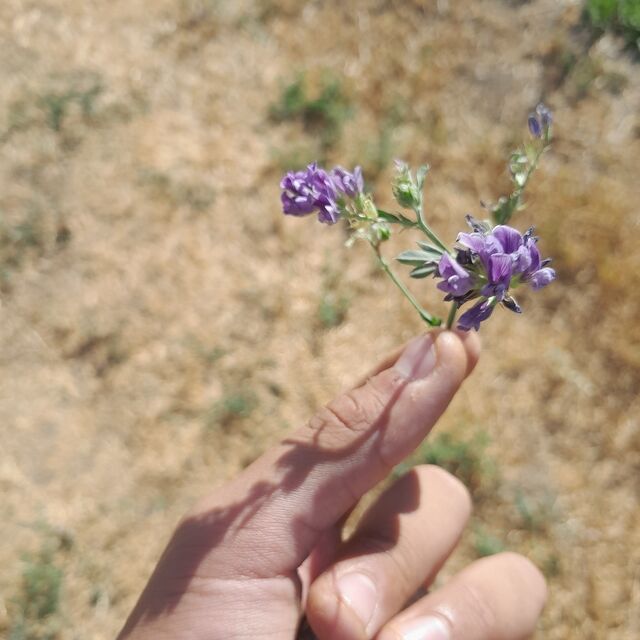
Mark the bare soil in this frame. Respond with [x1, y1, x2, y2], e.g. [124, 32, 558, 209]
[1, 1, 639, 638]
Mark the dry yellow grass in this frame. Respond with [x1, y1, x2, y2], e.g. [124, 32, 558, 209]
[1, 1, 639, 638]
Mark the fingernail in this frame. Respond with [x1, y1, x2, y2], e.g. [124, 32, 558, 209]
[337, 572, 378, 630]
[394, 335, 437, 380]
[398, 615, 450, 640]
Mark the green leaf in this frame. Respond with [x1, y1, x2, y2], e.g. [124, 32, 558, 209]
[421, 310, 442, 326]
[376, 209, 398, 221]
[410, 264, 437, 279]
[491, 195, 519, 226]
[416, 240, 446, 257]
[396, 250, 439, 266]
[376, 209, 417, 228]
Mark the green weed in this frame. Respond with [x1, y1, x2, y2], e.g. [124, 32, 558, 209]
[514, 489, 556, 533]
[2, 76, 103, 142]
[0, 207, 47, 288]
[584, 0, 640, 49]
[395, 431, 496, 496]
[21, 551, 62, 621]
[207, 389, 258, 428]
[542, 553, 562, 578]
[473, 527, 506, 558]
[138, 169, 216, 212]
[9, 536, 66, 640]
[270, 74, 353, 155]
[39, 84, 102, 132]
[315, 260, 350, 330]
[569, 56, 604, 100]
[318, 292, 349, 329]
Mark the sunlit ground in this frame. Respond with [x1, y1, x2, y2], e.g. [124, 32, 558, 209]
[1, 1, 639, 638]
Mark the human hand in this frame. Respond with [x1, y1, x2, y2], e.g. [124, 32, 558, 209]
[118, 331, 546, 640]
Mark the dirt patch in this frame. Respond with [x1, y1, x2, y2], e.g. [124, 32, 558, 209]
[1, 1, 639, 638]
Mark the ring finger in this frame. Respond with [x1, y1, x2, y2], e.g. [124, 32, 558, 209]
[377, 552, 547, 640]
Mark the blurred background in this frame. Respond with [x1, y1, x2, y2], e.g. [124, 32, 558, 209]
[1, 1, 639, 638]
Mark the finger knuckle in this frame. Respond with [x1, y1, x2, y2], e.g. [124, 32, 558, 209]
[312, 380, 389, 437]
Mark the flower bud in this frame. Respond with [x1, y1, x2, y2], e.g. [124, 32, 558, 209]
[392, 161, 421, 209]
[536, 103, 553, 129]
[528, 114, 542, 138]
[528, 103, 553, 139]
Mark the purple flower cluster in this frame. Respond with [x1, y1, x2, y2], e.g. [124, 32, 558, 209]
[280, 163, 363, 224]
[437, 217, 555, 331]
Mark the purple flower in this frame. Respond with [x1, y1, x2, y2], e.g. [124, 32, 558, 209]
[435, 218, 556, 331]
[437, 253, 473, 297]
[458, 300, 495, 331]
[479, 223, 555, 292]
[280, 163, 341, 224]
[280, 168, 319, 216]
[530, 267, 556, 290]
[332, 166, 364, 198]
[280, 163, 367, 225]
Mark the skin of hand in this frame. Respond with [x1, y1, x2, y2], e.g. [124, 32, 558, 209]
[118, 331, 547, 640]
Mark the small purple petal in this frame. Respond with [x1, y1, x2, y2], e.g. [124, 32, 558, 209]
[530, 267, 556, 290]
[457, 300, 495, 332]
[492, 225, 523, 254]
[513, 245, 533, 275]
[488, 253, 514, 286]
[331, 166, 363, 198]
[458, 232, 503, 273]
[457, 232, 486, 254]
[522, 240, 541, 278]
[437, 254, 473, 297]
[281, 192, 315, 216]
[536, 103, 553, 128]
[280, 169, 317, 216]
[316, 194, 341, 224]
[528, 115, 542, 138]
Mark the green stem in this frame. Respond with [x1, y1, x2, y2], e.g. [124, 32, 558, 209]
[509, 142, 550, 218]
[414, 203, 449, 253]
[445, 301, 458, 330]
[517, 145, 546, 197]
[373, 244, 441, 326]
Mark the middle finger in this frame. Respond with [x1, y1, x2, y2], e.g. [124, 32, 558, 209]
[306, 465, 472, 640]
